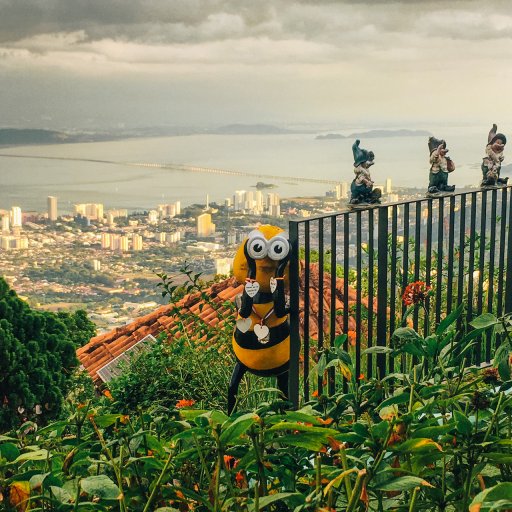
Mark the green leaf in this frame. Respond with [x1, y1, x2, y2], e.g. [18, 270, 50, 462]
[470, 313, 498, 330]
[219, 413, 259, 446]
[362, 346, 393, 355]
[80, 475, 122, 500]
[49, 485, 72, 503]
[379, 392, 411, 409]
[436, 303, 464, 335]
[93, 414, 122, 428]
[375, 476, 434, 491]
[470, 482, 512, 511]
[14, 449, 49, 463]
[248, 492, 303, 511]
[371, 420, 390, 440]
[392, 327, 422, 344]
[454, 410, 473, 436]
[391, 438, 443, 453]
[484, 453, 512, 464]
[276, 433, 331, 451]
[412, 424, 454, 439]
[0, 442, 20, 461]
[334, 334, 347, 348]
[267, 422, 338, 436]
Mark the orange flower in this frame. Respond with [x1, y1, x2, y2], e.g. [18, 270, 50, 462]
[176, 399, 196, 409]
[312, 390, 319, 398]
[403, 281, 432, 306]
[235, 470, 248, 489]
[77, 403, 86, 410]
[103, 390, 113, 400]
[317, 417, 334, 425]
[347, 330, 357, 346]
[327, 437, 342, 451]
[223, 455, 236, 470]
[358, 373, 365, 381]
[119, 415, 130, 424]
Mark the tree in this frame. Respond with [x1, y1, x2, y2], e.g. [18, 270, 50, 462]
[0, 278, 94, 431]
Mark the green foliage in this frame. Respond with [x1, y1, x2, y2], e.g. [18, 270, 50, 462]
[108, 337, 235, 412]
[1, 304, 511, 511]
[0, 277, 94, 431]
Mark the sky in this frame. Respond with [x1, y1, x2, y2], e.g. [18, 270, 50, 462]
[1, 0, 512, 130]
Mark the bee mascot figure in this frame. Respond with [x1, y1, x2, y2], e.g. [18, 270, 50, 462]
[228, 225, 291, 414]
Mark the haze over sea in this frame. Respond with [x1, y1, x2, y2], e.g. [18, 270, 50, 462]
[0, 124, 508, 214]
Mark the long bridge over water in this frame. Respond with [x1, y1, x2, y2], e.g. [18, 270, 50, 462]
[0, 153, 339, 186]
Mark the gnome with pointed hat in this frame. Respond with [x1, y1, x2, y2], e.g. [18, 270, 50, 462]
[427, 136, 455, 195]
[349, 140, 382, 205]
[481, 124, 508, 187]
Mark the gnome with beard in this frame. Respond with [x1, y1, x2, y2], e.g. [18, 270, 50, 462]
[427, 136, 455, 195]
[481, 124, 508, 187]
[349, 139, 382, 205]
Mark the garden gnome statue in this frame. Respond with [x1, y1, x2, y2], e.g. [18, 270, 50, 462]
[481, 124, 508, 187]
[427, 137, 455, 195]
[349, 140, 382, 205]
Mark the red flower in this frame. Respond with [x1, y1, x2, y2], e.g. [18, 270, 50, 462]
[402, 281, 432, 306]
[176, 399, 196, 409]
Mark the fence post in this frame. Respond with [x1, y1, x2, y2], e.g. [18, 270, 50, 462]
[288, 220, 301, 408]
[376, 206, 388, 379]
[505, 188, 512, 314]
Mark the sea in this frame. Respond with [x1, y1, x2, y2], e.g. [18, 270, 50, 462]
[0, 124, 509, 213]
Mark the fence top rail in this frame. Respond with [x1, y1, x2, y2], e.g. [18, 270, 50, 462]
[288, 185, 512, 225]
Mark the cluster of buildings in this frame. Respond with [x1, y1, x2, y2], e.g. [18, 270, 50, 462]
[226, 190, 281, 217]
[327, 178, 395, 201]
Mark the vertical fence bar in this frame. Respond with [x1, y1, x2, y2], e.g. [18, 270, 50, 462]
[377, 206, 388, 379]
[475, 192, 487, 364]
[343, 214, 350, 392]
[389, 206, 398, 373]
[435, 198, 445, 326]
[413, 202, 422, 331]
[487, 189, 497, 362]
[329, 215, 337, 395]
[355, 212, 362, 380]
[402, 203, 410, 318]
[367, 210, 375, 377]
[425, 200, 433, 336]
[457, 194, 467, 325]
[303, 221, 311, 402]
[288, 221, 300, 408]
[467, 193, 478, 326]
[505, 187, 512, 314]
[447, 196, 456, 314]
[497, 188, 508, 318]
[317, 218, 324, 394]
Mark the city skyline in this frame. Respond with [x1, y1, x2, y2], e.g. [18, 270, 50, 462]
[1, 1, 511, 130]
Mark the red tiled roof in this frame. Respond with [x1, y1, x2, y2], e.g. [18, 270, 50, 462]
[77, 265, 376, 384]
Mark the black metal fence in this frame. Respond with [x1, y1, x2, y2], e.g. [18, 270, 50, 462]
[288, 186, 512, 407]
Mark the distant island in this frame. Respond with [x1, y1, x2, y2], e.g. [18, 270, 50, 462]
[316, 129, 432, 140]
[254, 181, 277, 189]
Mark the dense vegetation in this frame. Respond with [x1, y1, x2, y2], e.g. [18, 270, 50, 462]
[1, 279, 512, 510]
[0, 278, 96, 431]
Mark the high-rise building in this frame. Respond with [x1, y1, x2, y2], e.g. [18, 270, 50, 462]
[148, 210, 159, 224]
[197, 213, 216, 237]
[92, 259, 101, 271]
[132, 234, 143, 251]
[74, 203, 104, 221]
[47, 196, 58, 221]
[1, 215, 9, 233]
[10, 207, 22, 228]
[335, 182, 349, 199]
[101, 233, 111, 249]
[386, 178, 392, 194]
[119, 236, 129, 252]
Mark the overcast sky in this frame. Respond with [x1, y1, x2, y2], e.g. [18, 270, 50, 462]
[1, 0, 511, 130]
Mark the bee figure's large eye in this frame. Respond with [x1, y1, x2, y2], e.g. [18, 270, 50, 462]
[247, 235, 268, 260]
[268, 236, 289, 261]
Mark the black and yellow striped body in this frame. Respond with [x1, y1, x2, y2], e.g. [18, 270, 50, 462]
[232, 297, 290, 376]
